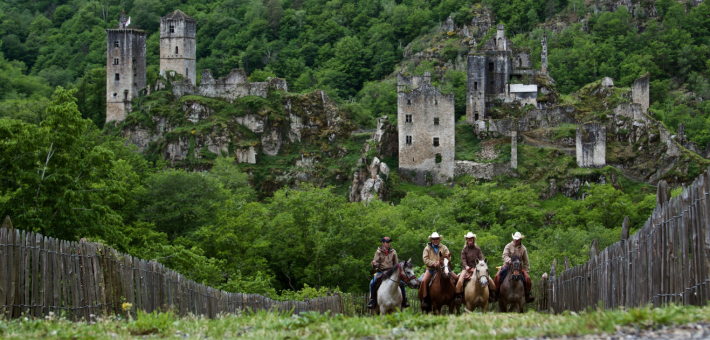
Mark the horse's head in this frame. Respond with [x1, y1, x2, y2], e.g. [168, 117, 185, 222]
[400, 259, 419, 289]
[441, 257, 452, 278]
[475, 258, 489, 286]
[510, 255, 523, 281]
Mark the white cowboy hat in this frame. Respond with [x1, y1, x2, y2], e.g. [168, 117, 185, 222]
[428, 232, 442, 240]
[464, 232, 476, 239]
[512, 232, 525, 240]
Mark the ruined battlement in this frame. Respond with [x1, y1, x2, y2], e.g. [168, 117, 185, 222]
[172, 69, 288, 101]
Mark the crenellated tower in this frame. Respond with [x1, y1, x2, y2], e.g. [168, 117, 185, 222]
[105, 11, 147, 123]
[159, 10, 197, 85]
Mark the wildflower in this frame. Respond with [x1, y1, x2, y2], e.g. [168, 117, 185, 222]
[122, 302, 133, 311]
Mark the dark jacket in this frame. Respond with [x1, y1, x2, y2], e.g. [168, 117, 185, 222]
[461, 244, 484, 269]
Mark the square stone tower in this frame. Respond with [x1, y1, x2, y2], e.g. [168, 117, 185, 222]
[160, 10, 196, 85]
[105, 12, 147, 123]
[398, 72, 455, 185]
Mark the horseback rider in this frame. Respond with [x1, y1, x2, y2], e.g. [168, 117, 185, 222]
[454, 232, 495, 303]
[367, 236, 409, 309]
[420, 232, 456, 308]
[493, 232, 535, 303]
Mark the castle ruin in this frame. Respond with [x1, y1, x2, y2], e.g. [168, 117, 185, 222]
[105, 12, 146, 123]
[397, 72, 455, 185]
[159, 10, 197, 85]
[576, 123, 606, 168]
[465, 24, 546, 123]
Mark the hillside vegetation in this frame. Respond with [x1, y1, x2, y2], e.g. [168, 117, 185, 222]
[1, 0, 710, 298]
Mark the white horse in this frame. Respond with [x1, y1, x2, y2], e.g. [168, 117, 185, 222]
[464, 258, 494, 313]
[375, 259, 420, 315]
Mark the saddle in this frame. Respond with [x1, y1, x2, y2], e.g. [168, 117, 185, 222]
[463, 268, 475, 280]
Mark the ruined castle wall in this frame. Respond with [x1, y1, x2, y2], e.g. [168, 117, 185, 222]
[398, 81, 455, 185]
[541, 34, 548, 74]
[106, 29, 146, 122]
[576, 123, 606, 168]
[172, 69, 287, 102]
[476, 105, 576, 137]
[160, 17, 197, 85]
[511, 131, 518, 169]
[632, 74, 650, 112]
[512, 51, 532, 69]
[466, 54, 487, 123]
[454, 161, 511, 179]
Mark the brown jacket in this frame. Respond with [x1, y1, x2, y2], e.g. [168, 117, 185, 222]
[372, 247, 399, 272]
[502, 241, 530, 272]
[423, 243, 451, 270]
[461, 244, 483, 269]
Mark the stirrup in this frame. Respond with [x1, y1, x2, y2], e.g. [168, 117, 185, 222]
[367, 299, 376, 309]
[401, 298, 410, 308]
[526, 295, 535, 303]
[421, 297, 430, 308]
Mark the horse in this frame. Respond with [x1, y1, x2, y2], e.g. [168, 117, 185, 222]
[498, 255, 526, 313]
[373, 259, 420, 315]
[464, 258, 492, 313]
[418, 257, 460, 315]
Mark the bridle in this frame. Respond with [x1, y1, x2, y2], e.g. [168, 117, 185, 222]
[388, 263, 418, 287]
[510, 259, 524, 281]
[475, 266, 489, 286]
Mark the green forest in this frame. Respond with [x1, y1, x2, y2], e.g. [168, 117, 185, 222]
[0, 0, 707, 297]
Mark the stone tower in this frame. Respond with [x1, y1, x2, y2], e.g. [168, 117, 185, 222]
[397, 72, 455, 185]
[541, 33, 548, 74]
[160, 10, 196, 85]
[105, 11, 147, 123]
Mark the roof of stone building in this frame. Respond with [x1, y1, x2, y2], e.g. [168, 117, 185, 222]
[161, 10, 195, 21]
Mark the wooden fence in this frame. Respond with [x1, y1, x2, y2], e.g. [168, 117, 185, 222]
[540, 166, 710, 313]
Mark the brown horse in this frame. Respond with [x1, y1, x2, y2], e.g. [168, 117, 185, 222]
[418, 257, 460, 315]
[498, 255, 526, 313]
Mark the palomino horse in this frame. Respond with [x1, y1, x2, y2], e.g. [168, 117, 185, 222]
[418, 257, 460, 315]
[499, 255, 526, 313]
[374, 259, 420, 315]
[464, 258, 493, 313]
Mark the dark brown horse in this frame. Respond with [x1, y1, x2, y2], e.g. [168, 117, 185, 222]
[418, 257, 460, 315]
[499, 255, 526, 313]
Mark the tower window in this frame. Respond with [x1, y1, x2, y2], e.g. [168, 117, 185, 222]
[115, 73, 120, 81]
[434, 117, 439, 125]
[406, 135, 412, 145]
[435, 154, 442, 163]
[175, 46, 179, 54]
[114, 41, 119, 47]
[474, 113, 479, 120]
[488, 63, 494, 71]
[474, 82, 478, 90]
[113, 58, 119, 65]
[186, 68, 189, 77]
[433, 137, 440, 147]
[405, 114, 412, 123]
[170, 24, 175, 33]
[112, 92, 117, 97]
[407, 99, 411, 105]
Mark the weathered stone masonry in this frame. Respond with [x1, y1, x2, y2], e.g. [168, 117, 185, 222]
[105, 12, 146, 123]
[576, 122, 606, 168]
[398, 72, 455, 185]
[159, 10, 197, 86]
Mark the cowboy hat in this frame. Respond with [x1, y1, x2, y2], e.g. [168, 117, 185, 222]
[464, 232, 476, 239]
[512, 231, 525, 240]
[428, 232, 442, 240]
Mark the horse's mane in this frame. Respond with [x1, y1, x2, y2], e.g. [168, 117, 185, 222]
[511, 255, 521, 262]
[382, 262, 401, 278]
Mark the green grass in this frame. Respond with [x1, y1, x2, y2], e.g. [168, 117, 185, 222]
[6, 304, 710, 339]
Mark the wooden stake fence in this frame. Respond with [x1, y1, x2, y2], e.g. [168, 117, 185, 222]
[540, 167, 710, 313]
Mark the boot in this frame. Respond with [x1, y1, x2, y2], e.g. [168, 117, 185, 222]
[401, 295, 410, 308]
[454, 292, 463, 305]
[525, 291, 535, 303]
[422, 296, 430, 308]
[367, 297, 376, 309]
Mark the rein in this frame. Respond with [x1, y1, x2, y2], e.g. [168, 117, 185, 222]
[386, 263, 417, 285]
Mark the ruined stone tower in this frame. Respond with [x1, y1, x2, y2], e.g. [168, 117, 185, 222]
[105, 11, 147, 122]
[398, 72, 455, 185]
[541, 33, 548, 74]
[576, 123, 606, 168]
[160, 10, 196, 85]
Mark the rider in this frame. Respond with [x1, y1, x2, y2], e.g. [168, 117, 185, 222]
[454, 232, 495, 303]
[367, 236, 409, 309]
[493, 232, 535, 303]
[420, 232, 455, 308]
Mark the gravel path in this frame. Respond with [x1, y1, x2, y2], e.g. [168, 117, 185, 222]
[519, 322, 710, 339]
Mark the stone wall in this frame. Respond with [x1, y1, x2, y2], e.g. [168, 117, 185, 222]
[541, 34, 548, 74]
[454, 161, 511, 179]
[172, 69, 288, 102]
[474, 105, 576, 137]
[398, 74, 455, 185]
[511, 131, 518, 169]
[106, 29, 146, 122]
[576, 122, 606, 168]
[632, 73, 650, 113]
